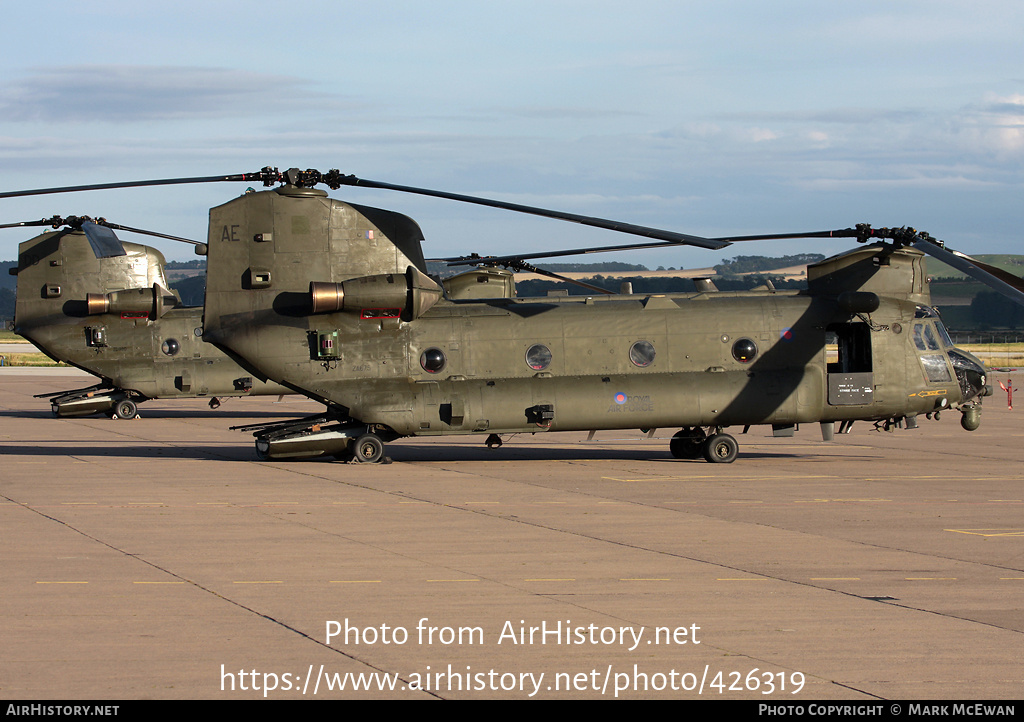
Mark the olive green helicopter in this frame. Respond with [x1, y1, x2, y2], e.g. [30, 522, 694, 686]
[5, 166, 1022, 463]
[5, 215, 289, 418]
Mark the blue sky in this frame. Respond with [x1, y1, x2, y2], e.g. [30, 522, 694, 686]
[1, 1, 1022, 268]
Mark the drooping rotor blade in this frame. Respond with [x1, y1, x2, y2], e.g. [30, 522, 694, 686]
[0, 168, 281, 200]
[0, 217, 65, 230]
[2, 214, 203, 257]
[912, 237, 1024, 308]
[506, 260, 615, 295]
[706, 228, 862, 243]
[330, 174, 730, 251]
[80, 221, 126, 258]
[436, 240, 685, 267]
[99, 221, 202, 246]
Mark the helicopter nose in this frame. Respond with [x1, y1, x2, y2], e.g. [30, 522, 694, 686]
[947, 348, 988, 403]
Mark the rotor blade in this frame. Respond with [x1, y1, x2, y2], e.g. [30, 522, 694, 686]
[334, 175, 730, 251]
[102, 222, 202, 245]
[436, 240, 685, 267]
[0, 169, 279, 200]
[80, 221, 126, 258]
[707, 228, 862, 243]
[912, 238, 1024, 308]
[509, 263, 615, 295]
[0, 217, 62, 230]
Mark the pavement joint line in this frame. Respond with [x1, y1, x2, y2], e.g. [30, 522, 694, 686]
[3, 489, 409, 690]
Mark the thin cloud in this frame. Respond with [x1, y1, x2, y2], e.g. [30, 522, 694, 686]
[0, 65, 341, 123]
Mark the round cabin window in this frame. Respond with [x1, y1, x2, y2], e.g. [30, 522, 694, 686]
[420, 348, 447, 373]
[732, 338, 757, 363]
[629, 340, 656, 367]
[525, 344, 552, 371]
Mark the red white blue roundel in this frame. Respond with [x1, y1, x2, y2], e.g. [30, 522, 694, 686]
[614, 392, 628, 404]
[780, 327, 794, 342]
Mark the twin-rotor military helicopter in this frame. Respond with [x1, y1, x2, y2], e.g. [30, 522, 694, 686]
[5, 214, 291, 418]
[6, 165, 1021, 464]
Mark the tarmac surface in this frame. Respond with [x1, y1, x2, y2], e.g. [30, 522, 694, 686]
[1, 370, 1022, 700]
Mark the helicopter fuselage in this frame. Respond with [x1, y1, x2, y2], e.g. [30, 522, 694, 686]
[12, 230, 288, 417]
[199, 186, 985, 460]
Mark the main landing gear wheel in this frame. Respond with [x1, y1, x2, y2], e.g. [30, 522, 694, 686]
[670, 427, 706, 459]
[702, 433, 738, 463]
[352, 433, 385, 463]
[113, 399, 138, 419]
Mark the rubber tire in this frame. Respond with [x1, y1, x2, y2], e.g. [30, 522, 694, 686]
[352, 434, 384, 463]
[114, 399, 138, 419]
[702, 433, 738, 463]
[670, 427, 706, 460]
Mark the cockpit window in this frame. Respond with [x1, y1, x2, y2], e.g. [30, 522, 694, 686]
[913, 323, 927, 351]
[935, 321, 954, 348]
[913, 322, 942, 351]
[920, 354, 952, 382]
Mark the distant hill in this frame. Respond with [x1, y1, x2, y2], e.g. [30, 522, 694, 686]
[926, 254, 1024, 280]
[714, 254, 825, 275]
[0, 287, 13, 322]
[170, 275, 206, 307]
[0, 261, 16, 292]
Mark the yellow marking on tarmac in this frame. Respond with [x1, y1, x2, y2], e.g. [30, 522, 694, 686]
[946, 528, 1024, 537]
[830, 498, 892, 502]
[427, 579, 479, 583]
[811, 577, 862, 580]
[525, 578, 576, 582]
[999, 577, 1024, 580]
[718, 578, 768, 582]
[905, 577, 957, 581]
[398, 501, 426, 504]
[537, 501, 567, 504]
[988, 499, 1024, 502]
[61, 502, 97, 505]
[133, 581, 184, 584]
[465, 501, 500, 505]
[729, 501, 764, 504]
[233, 581, 283, 584]
[332, 502, 367, 505]
[197, 502, 230, 506]
[602, 476, 679, 482]
[36, 581, 88, 584]
[128, 502, 166, 506]
[621, 578, 670, 582]
[330, 580, 381, 584]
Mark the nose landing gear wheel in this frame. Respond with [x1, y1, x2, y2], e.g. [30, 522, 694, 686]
[113, 399, 138, 420]
[702, 433, 738, 463]
[352, 434, 384, 463]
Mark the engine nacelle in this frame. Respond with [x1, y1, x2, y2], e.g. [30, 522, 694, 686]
[86, 283, 180, 319]
[309, 266, 442, 320]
